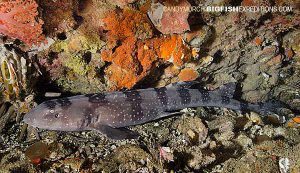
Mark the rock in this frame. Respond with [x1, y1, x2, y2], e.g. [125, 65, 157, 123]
[209, 140, 217, 150]
[186, 147, 203, 169]
[173, 116, 208, 144]
[48, 142, 73, 161]
[95, 145, 155, 172]
[62, 157, 85, 172]
[178, 68, 199, 81]
[259, 125, 286, 139]
[242, 75, 264, 92]
[242, 90, 268, 103]
[147, 1, 191, 34]
[239, 64, 261, 75]
[255, 46, 279, 63]
[186, 146, 216, 170]
[1, 150, 37, 173]
[108, 0, 136, 7]
[159, 146, 174, 162]
[25, 141, 50, 165]
[235, 116, 249, 129]
[235, 134, 253, 149]
[254, 135, 272, 144]
[273, 127, 286, 138]
[183, 25, 212, 48]
[248, 112, 263, 125]
[207, 116, 235, 146]
[283, 31, 300, 65]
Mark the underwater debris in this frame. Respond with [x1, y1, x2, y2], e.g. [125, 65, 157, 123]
[0, 0, 45, 47]
[147, 0, 191, 34]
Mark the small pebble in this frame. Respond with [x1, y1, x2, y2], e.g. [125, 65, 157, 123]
[248, 112, 263, 125]
[209, 141, 217, 149]
[154, 123, 159, 127]
[187, 129, 196, 140]
[49, 152, 58, 159]
[111, 145, 116, 150]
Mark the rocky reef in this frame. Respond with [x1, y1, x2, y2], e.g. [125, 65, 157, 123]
[0, 0, 300, 172]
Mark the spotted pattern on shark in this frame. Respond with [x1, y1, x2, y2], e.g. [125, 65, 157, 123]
[23, 82, 290, 140]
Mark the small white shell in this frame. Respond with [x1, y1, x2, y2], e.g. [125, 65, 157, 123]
[279, 158, 290, 173]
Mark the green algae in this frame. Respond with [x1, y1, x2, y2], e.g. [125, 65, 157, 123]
[62, 54, 88, 76]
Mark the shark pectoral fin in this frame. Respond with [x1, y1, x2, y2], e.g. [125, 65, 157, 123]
[158, 111, 182, 119]
[89, 123, 139, 140]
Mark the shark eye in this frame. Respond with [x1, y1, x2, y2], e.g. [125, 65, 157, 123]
[54, 114, 60, 118]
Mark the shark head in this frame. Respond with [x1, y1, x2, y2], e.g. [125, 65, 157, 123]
[23, 98, 90, 131]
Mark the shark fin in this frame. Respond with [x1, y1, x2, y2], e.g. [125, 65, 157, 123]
[89, 123, 139, 140]
[157, 111, 182, 119]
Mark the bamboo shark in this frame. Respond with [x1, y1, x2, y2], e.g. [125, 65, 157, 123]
[23, 82, 288, 140]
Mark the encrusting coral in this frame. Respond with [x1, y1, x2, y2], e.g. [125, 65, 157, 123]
[101, 9, 192, 90]
[36, 0, 109, 93]
[0, 0, 45, 47]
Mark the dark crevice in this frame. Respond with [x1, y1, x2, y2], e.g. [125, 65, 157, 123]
[73, 13, 84, 29]
[57, 32, 67, 40]
[230, 0, 244, 6]
[82, 51, 92, 64]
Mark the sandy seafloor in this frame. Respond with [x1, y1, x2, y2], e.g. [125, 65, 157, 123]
[0, 0, 300, 172]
